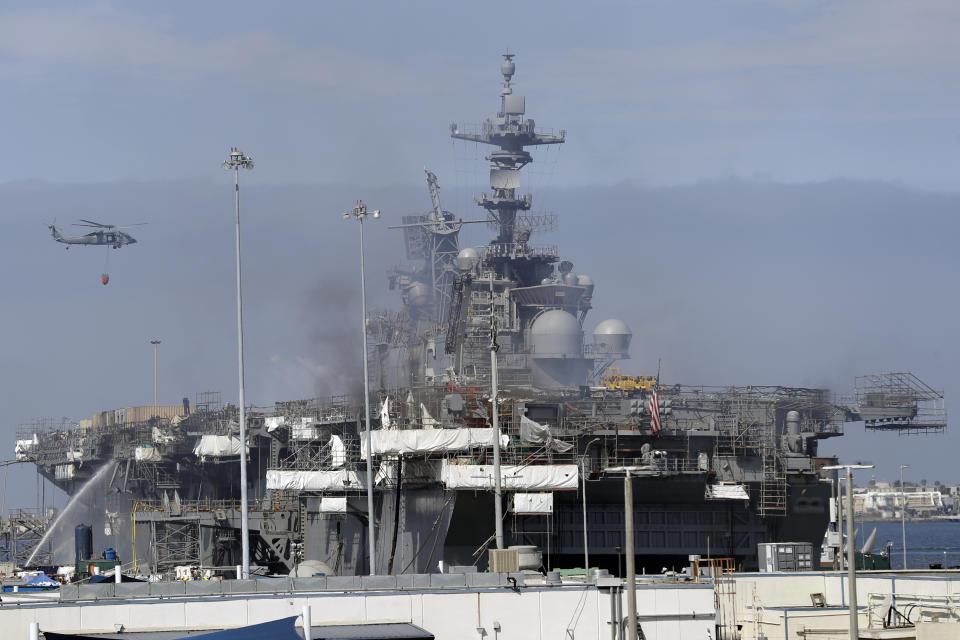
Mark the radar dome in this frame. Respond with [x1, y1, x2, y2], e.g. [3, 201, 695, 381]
[530, 310, 582, 357]
[457, 248, 480, 272]
[592, 319, 632, 356]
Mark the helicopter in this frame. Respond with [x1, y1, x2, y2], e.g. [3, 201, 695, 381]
[48, 219, 144, 249]
[47, 219, 145, 285]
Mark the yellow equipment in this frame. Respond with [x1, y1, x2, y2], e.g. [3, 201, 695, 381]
[601, 367, 657, 392]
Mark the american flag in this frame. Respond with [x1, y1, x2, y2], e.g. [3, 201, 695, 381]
[648, 390, 661, 436]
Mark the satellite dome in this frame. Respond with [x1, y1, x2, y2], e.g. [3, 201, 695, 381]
[530, 310, 582, 357]
[592, 319, 632, 356]
[593, 318, 631, 336]
[456, 247, 480, 272]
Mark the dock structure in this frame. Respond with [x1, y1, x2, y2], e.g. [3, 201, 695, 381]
[5, 569, 960, 639]
[1, 573, 715, 640]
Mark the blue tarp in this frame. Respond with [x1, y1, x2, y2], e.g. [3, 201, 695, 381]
[40, 618, 435, 640]
[23, 572, 58, 587]
[182, 616, 301, 640]
[42, 617, 299, 640]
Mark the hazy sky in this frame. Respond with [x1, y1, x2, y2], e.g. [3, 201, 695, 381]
[2, 2, 959, 511]
[0, 1, 958, 189]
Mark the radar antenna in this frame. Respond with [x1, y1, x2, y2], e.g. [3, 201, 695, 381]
[451, 54, 566, 248]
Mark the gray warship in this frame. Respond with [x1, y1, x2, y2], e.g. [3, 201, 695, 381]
[7, 55, 947, 576]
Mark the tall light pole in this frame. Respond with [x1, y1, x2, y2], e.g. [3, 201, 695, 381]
[837, 471, 845, 571]
[344, 200, 380, 575]
[824, 463, 874, 640]
[624, 472, 638, 640]
[222, 147, 254, 579]
[581, 438, 601, 573]
[150, 340, 161, 414]
[489, 312, 504, 551]
[900, 464, 910, 570]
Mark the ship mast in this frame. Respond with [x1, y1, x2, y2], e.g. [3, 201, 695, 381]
[451, 54, 565, 255]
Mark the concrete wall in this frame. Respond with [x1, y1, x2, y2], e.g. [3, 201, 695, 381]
[731, 571, 960, 640]
[917, 621, 960, 640]
[0, 577, 715, 640]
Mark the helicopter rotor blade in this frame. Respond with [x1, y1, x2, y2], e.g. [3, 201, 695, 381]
[76, 219, 114, 228]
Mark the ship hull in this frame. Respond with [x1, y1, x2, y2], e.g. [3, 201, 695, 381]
[305, 472, 831, 575]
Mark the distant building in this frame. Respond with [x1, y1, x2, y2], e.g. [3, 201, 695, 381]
[848, 486, 945, 518]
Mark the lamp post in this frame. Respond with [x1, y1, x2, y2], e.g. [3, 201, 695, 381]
[222, 147, 254, 579]
[823, 463, 874, 640]
[343, 200, 380, 575]
[900, 464, 910, 570]
[489, 314, 504, 551]
[150, 340, 161, 415]
[624, 472, 637, 640]
[580, 438, 601, 573]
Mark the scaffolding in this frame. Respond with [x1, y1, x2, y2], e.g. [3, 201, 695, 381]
[856, 372, 947, 434]
[692, 557, 739, 640]
[0, 508, 55, 567]
[150, 518, 201, 574]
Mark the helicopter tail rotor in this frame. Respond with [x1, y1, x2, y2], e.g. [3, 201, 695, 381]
[47, 218, 64, 241]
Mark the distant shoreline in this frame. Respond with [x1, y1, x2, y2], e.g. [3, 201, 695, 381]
[860, 518, 960, 524]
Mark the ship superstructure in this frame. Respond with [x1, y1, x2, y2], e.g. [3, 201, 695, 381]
[8, 56, 947, 577]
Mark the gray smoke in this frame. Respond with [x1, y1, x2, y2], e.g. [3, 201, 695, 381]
[302, 277, 365, 399]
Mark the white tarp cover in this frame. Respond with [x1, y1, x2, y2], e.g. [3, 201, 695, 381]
[265, 469, 365, 491]
[328, 434, 346, 468]
[264, 416, 285, 432]
[135, 445, 161, 462]
[380, 397, 392, 429]
[441, 461, 579, 491]
[512, 492, 554, 514]
[152, 426, 177, 445]
[14, 435, 38, 460]
[320, 496, 348, 513]
[362, 428, 499, 457]
[705, 483, 750, 501]
[520, 416, 574, 453]
[193, 435, 243, 458]
[420, 403, 437, 429]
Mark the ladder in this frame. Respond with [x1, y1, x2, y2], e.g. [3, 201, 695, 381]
[758, 425, 787, 516]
